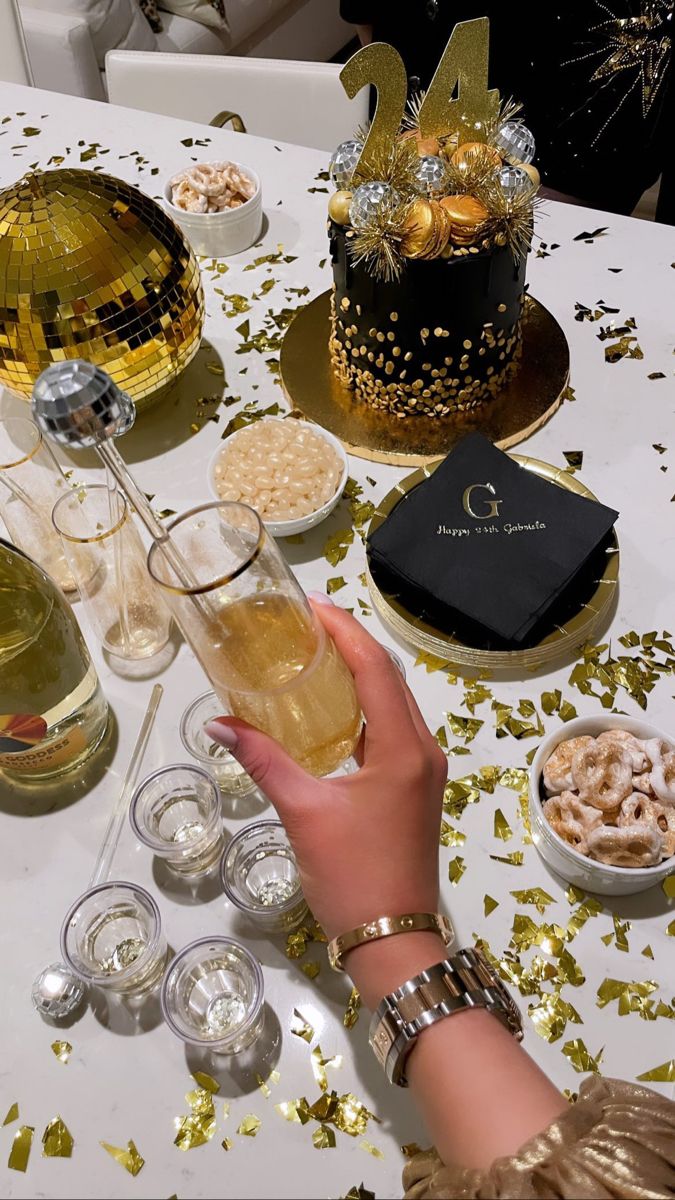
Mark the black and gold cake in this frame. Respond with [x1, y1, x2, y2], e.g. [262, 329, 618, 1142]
[326, 20, 541, 420]
[329, 222, 525, 417]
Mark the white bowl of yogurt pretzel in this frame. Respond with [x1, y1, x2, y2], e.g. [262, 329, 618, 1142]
[164, 160, 262, 257]
[529, 714, 675, 895]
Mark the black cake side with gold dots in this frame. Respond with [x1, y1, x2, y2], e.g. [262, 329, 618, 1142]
[329, 222, 525, 418]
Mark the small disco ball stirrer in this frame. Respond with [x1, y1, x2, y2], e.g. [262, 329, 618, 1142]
[31, 360, 200, 594]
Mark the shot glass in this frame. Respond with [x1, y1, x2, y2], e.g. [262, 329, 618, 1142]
[180, 691, 260, 798]
[220, 820, 308, 933]
[60, 881, 167, 997]
[161, 936, 264, 1055]
[130, 764, 225, 878]
[0, 415, 76, 591]
[53, 484, 172, 660]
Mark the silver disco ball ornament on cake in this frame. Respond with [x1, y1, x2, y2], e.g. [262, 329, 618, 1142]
[499, 165, 533, 201]
[329, 139, 364, 189]
[495, 120, 536, 166]
[349, 181, 400, 230]
[413, 154, 449, 198]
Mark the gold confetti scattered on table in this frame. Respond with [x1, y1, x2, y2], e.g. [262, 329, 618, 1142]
[344, 987, 361, 1029]
[562, 1039, 604, 1074]
[221, 1137, 233, 1151]
[344, 1184, 375, 1200]
[174, 1087, 217, 1150]
[510, 888, 555, 914]
[100, 1138, 144, 1176]
[663, 877, 675, 899]
[42, 1116, 73, 1158]
[490, 851, 524, 866]
[311, 1046, 343, 1092]
[191, 1071, 220, 1094]
[359, 1139, 384, 1159]
[493, 808, 513, 841]
[484, 895, 499, 916]
[327, 577, 347, 594]
[2, 1102, 18, 1126]
[256, 1070, 281, 1098]
[440, 821, 466, 847]
[642, 944, 655, 959]
[666, 920, 675, 936]
[291, 1009, 315, 1043]
[312, 1124, 336, 1149]
[237, 1114, 261, 1137]
[8, 1125, 33, 1172]
[324, 528, 355, 567]
[448, 855, 466, 885]
[302, 961, 321, 979]
[447, 712, 484, 743]
[637, 1060, 675, 1082]
[51, 1040, 72, 1064]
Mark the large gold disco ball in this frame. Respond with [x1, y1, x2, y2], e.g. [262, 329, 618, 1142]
[0, 169, 204, 411]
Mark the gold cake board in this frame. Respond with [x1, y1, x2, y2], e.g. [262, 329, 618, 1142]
[366, 457, 620, 672]
[280, 290, 569, 467]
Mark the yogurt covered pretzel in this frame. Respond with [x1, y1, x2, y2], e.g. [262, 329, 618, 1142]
[571, 741, 633, 812]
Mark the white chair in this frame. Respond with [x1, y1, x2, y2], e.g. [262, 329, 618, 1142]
[0, 0, 34, 86]
[106, 52, 368, 152]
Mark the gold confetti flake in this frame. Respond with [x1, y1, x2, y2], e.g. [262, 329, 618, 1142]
[484, 895, 499, 916]
[42, 1117, 73, 1158]
[324, 528, 355, 567]
[344, 987, 361, 1029]
[312, 1124, 336, 1149]
[3, 1103, 18, 1126]
[301, 961, 321, 980]
[462, 682, 493, 713]
[562, 1039, 603, 1074]
[448, 855, 466, 885]
[414, 651, 457, 676]
[440, 821, 466, 847]
[663, 877, 675, 899]
[490, 851, 524, 866]
[8, 1125, 33, 1172]
[344, 1185, 375, 1200]
[434, 725, 449, 750]
[291, 1009, 315, 1043]
[311, 1046, 342, 1092]
[221, 1137, 233, 1151]
[237, 1114, 261, 1137]
[613, 914, 631, 952]
[637, 1060, 675, 1082]
[100, 1139, 144, 1176]
[642, 945, 654, 959]
[327, 577, 347, 594]
[528, 993, 582, 1042]
[51, 1040, 72, 1064]
[275, 1100, 305, 1124]
[447, 712, 483, 743]
[493, 808, 513, 841]
[359, 1139, 384, 1159]
[191, 1071, 220, 1094]
[666, 920, 675, 937]
[510, 888, 555, 914]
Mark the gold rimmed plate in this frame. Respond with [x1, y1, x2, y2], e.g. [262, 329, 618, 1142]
[280, 291, 570, 467]
[366, 456, 619, 672]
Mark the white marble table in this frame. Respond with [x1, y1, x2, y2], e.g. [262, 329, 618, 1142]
[0, 82, 673, 1200]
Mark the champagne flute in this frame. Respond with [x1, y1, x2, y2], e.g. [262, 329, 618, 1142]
[147, 501, 362, 777]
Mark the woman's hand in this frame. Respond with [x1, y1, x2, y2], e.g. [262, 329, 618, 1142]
[205, 594, 448, 944]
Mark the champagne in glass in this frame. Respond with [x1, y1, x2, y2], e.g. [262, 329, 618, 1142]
[147, 502, 361, 776]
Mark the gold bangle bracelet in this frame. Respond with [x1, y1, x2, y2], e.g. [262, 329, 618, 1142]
[327, 912, 454, 972]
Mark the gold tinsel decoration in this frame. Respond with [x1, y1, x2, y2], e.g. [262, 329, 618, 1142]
[349, 193, 414, 282]
[353, 133, 419, 196]
[484, 96, 524, 147]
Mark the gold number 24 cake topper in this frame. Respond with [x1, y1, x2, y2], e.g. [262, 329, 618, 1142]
[340, 17, 500, 181]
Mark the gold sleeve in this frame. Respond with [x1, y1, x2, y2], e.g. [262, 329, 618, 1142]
[402, 1077, 675, 1199]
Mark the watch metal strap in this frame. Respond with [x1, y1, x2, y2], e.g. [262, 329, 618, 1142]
[369, 948, 523, 1086]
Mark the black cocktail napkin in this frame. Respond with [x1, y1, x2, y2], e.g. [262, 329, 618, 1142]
[367, 433, 618, 647]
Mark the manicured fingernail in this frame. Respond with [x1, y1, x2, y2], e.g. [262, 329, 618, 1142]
[308, 590, 334, 606]
[204, 720, 238, 749]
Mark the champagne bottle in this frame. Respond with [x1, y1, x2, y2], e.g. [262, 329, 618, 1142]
[0, 539, 109, 782]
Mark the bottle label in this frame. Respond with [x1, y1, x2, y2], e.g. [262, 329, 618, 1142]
[0, 713, 86, 775]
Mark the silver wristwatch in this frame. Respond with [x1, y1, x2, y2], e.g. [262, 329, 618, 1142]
[369, 947, 523, 1086]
